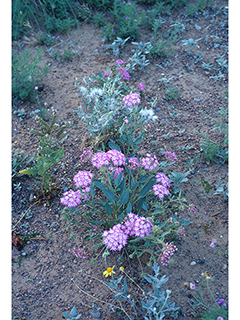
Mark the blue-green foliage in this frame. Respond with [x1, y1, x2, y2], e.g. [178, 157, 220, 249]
[12, 49, 49, 103]
[62, 306, 82, 319]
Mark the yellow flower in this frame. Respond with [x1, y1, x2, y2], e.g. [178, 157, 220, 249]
[120, 266, 124, 271]
[204, 272, 211, 280]
[103, 265, 116, 277]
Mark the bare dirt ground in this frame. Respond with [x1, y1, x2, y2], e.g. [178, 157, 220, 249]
[11, 1, 228, 319]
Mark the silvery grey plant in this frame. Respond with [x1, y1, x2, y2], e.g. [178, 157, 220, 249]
[105, 262, 179, 320]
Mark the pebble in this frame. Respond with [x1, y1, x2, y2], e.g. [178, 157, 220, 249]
[198, 258, 205, 265]
[190, 261, 197, 266]
[90, 309, 101, 319]
[156, 107, 161, 112]
[63, 186, 69, 192]
[194, 98, 201, 102]
[195, 24, 202, 30]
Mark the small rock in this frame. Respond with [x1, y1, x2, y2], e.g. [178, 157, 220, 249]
[194, 98, 201, 102]
[195, 24, 202, 30]
[190, 261, 197, 266]
[198, 258, 205, 265]
[156, 107, 161, 112]
[90, 309, 101, 319]
[63, 186, 69, 192]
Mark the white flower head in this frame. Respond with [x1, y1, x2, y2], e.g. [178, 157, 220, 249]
[139, 108, 158, 121]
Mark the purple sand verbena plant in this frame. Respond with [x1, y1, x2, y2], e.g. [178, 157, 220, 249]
[60, 148, 191, 264]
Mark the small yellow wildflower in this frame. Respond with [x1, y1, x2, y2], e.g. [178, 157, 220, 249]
[103, 265, 116, 277]
[204, 272, 211, 280]
[120, 266, 124, 271]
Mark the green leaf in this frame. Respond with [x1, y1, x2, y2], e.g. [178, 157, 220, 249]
[62, 311, 69, 318]
[108, 141, 121, 151]
[70, 306, 77, 316]
[124, 278, 127, 296]
[93, 179, 106, 190]
[115, 172, 123, 186]
[140, 179, 155, 198]
[88, 182, 95, 196]
[105, 203, 112, 215]
[152, 208, 164, 215]
[18, 167, 38, 176]
[142, 202, 149, 210]
[103, 189, 116, 202]
[126, 202, 132, 213]
[120, 189, 129, 205]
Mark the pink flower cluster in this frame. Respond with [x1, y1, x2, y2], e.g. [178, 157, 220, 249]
[116, 59, 126, 65]
[73, 170, 93, 188]
[158, 242, 178, 266]
[73, 247, 86, 259]
[137, 82, 145, 91]
[102, 212, 153, 251]
[118, 67, 130, 80]
[103, 71, 111, 77]
[126, 157, 141, 170]
[178, 226, 185, 239]
[152, 184, 170, 200]
[141, 154, 159, 171]
[155, 172, 170, 188]
[122, 92, 141, 107]
[108, 166, 124, 179]
[79, 147, 93, 164]
[162, 151, 177, 162]
[60, 190, 84, 208]
[91, 150, 126, 169]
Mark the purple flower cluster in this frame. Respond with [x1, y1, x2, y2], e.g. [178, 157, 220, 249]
[60, 190, 83, 208]
[107, 149, 126, 166]
[126, 157, 141, 169]
[162, 151, 177, 161]
[122, 213, 153, 238]
[122, 92, 141, 107]
[91, 151, 111, 168]
[79, 147, 93, 164]
[137, 82, 145, 91]
[158, 242, 178, 266]
[188, 204, 196, 214]
[102, 224, 128, 251]
[116, 59, 126, 65]
[216, 298, 227, 307]
[118, 67, 130, 80]
[109, 166, 124, 179]
[102, 212, 153, 251]
[91, 150, 126, 169]
[178, 226, 185, 239]
[73, 247, 86, 259]
[141, 153, 159, 171]
[152, 184, 170, 200]
[155, 172, 170, 188]
[103, 71, 111, 77]
[210, 238, 217, 248]
[73, 170, 93, 188]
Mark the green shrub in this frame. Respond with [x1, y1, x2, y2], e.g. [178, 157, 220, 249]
[35, 33, 55, 46]
[12, 49, 49, 103]
[12, 0, 79, 39]
[112, 0, 142, 40]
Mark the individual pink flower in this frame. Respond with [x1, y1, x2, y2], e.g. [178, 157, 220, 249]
[122, 92, 141, 107]
[126, 16, 129, 20]
[210, 239, 217, 248]
[60, 190, 82, 207]
[217, 317, 224, 320]
[123, 116, 129, 124]
[152, 184, 170, 200]
[188, 204, 196, 214]
[190, 283, 196, 290]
